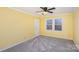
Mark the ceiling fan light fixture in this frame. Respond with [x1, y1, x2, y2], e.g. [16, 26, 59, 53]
[41, 12, 48, 15]
[37, 11, 48, 15]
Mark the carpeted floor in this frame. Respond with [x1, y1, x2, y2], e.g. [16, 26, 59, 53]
[3, 35, 78, 52]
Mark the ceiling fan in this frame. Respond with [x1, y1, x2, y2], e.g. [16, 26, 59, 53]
[37, 7, 56, 15]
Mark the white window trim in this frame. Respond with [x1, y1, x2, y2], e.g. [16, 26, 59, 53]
[53, 18, 63, 32]
[45, 18, 53, 32]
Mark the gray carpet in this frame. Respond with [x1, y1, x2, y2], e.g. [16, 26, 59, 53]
[2, 35, 78, 52]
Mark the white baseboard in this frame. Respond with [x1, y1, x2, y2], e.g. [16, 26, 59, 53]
[0, 35, 39, 52]
[41, 35, 73, 40]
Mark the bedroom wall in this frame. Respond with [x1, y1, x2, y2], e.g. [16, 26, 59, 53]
[0, 7, 76, 50]
[74, 8, 79, 49]
[40, 13, 74, 40]
[0, 8, 36, 48]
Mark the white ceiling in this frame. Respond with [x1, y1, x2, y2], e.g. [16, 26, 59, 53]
[11, 7, 76, 16]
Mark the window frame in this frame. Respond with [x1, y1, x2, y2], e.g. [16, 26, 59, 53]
[54, 18, 63, 32]
[45, 18, 53, 32]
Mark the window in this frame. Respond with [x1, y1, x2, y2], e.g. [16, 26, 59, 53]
[54, 19, 62, 31]
[46, 19, 52, 31]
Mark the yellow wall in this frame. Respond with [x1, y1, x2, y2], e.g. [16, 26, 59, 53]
[0, 7, 76, 49]
[74, 8, 79, 48]
[0, 8, 36, 48]
[40, 13, 74, 40]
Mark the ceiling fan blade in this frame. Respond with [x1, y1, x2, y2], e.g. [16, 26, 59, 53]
[40, 7, 44, 9]
[36, 11, 43, 13]
[40, 7, 48, 11]
[48, 7, 56, 10]
[47, 10, 53, 13]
